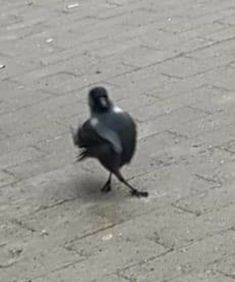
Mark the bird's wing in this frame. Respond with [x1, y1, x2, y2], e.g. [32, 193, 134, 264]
[75, 120, 102, 147]
[77, 119, 122, 155]
[93, 121, 122, 154]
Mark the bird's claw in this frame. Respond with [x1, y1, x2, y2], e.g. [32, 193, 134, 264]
[101, 183, 111, 193]
[131, 189, 148, 197]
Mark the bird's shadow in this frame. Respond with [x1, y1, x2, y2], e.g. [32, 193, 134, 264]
[68, 175, 126, 204]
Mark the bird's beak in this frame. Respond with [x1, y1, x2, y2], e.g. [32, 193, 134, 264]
[99, 97, 108, 109]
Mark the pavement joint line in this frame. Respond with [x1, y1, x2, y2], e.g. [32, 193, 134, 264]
[33, 197, 79, 214]
[161, 72, 183, 80]
[194, 173, 222, 185]
[118, 227, 235, 280]
[30, 257, 86, 281]
[192, 121, 235, 138]
[171, 203, 201, 217]
[186, 105, 213, 115]
[1, 2, 235, 280]
[116, 249, 174, 276]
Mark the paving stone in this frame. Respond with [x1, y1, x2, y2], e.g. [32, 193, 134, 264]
[215, 254, 235, 280]
[167, 271, 235, 282]
[0, 0, 235, 281]
[120, 230, 235, 281]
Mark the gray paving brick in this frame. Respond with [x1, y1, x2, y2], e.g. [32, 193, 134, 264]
[1, 0, 235, 281]
[201, 26, 235, 42]
[215, 254, 235, 280]
[62, 229, 165, 281]
[0, 121, 66, 155]
[0, 242, 83, 282]
[0, 146, 44, 171]
[221, 14, 235, 26]
[195, 65, 235, 90]
[167, 271, 235, 282]
[0, 219, 32, 246]
[0, 89, 53, 116]
[137, 106, 208, 140]
[120, 230, 235, 281]
[0, 170, 18, 188]
[156, 56, 217, 79]
[222, 140, 235, 154]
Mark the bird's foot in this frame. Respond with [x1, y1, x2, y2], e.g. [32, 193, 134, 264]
[131, 189, 148, 197]
[101, 182, 111, 193]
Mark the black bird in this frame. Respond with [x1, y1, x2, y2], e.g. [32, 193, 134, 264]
[71, 87, 148, 197]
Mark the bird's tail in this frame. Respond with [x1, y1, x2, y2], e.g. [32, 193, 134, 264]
[76, 149, 88, 161]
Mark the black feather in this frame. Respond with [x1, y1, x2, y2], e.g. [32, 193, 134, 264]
[71, 87, 148, 197]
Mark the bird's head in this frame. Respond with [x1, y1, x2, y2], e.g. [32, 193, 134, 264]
[88, 87, 112, 114]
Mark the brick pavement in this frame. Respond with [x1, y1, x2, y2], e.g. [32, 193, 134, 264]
[0, 0, 235, 281]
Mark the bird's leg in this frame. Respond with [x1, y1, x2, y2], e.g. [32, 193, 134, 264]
[101, 173, 112, 193]
[115, 171, 148, 197]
